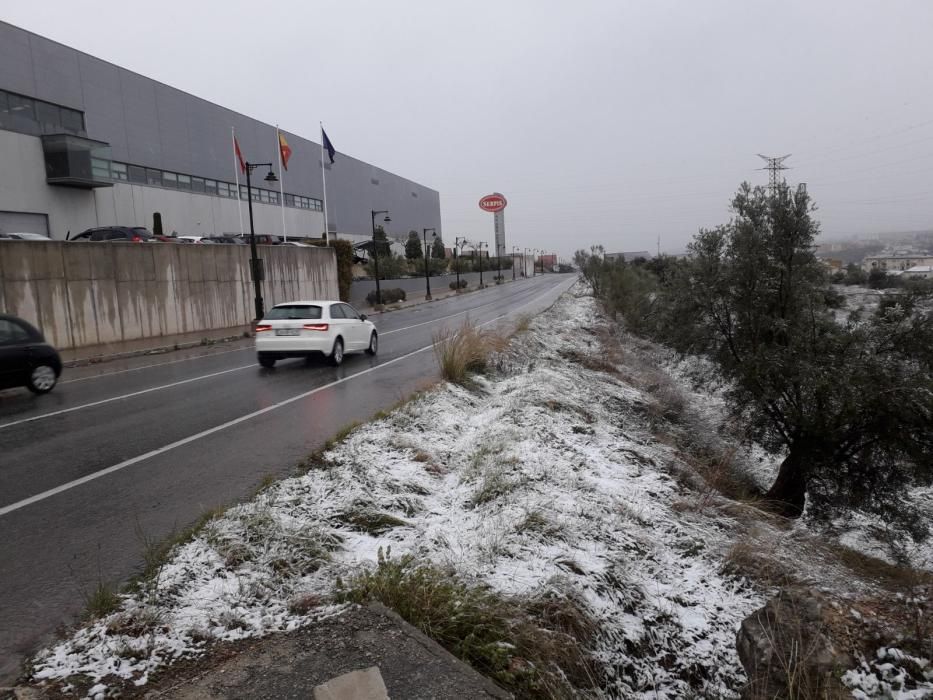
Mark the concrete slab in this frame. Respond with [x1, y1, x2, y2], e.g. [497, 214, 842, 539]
[139, 603, 511, 700]
[313, 666, 388, 700]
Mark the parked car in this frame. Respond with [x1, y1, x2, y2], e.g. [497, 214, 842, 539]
[281, 241, 312, 247]
[0, 315, 62, 394]
[206, 236, 246, 245]
[176, 236, 216, 244]
[255, 301, 377, 368]
[0, 232, 52, 241]
[69, 226, 153, 242]
[235, 233, 281, 245]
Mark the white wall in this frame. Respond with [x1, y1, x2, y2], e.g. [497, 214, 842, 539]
[0, 130, 324, 240]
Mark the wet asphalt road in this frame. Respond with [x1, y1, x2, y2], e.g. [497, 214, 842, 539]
[0, 274, 575, 684]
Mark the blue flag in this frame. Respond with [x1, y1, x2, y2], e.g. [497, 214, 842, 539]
[322, 128, 336, 164]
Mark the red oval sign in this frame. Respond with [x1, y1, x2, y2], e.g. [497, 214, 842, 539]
[478, 193, 507, 212]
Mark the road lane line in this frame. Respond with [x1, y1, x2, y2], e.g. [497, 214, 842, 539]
[0, 365, 254, 431]
[60, 346, 252, 384]
[1, 278, 563, 431]
[0, 278, 572, 518]
[0, 281, 552, 430]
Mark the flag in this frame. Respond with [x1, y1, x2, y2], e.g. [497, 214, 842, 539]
[322, 128, 335, 164]
[234, 136, 246, 174]
[278, 132, 292, 171]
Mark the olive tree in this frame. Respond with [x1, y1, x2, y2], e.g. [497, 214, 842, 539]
[668, 184, 933, 520]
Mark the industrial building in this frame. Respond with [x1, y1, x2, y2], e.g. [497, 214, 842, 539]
[0, 21, 441, 241]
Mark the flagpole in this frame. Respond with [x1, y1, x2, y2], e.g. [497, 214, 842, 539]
[275, 125, 288, 242]
[320, 122, 330, 246]
[231, 127, 244, 237]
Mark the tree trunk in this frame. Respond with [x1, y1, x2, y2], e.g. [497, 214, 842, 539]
[764, 441, 812, 517]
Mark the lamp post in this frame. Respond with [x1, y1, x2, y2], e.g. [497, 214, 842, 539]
[423, 227, 436, 300]
[245, 161, 278, 320]
[454, 236, 466, 291]
[478, 242, 486, 288]
[370, 209, 391, 305]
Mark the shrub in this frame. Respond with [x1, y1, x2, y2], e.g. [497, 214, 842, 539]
[366, 287, 406, 306]
[449, 279, 468, 290]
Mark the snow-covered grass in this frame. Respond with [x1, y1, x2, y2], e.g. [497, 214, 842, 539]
[28, 286, 932, 699]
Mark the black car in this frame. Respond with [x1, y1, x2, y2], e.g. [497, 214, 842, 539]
[69, 226, 153, 242]
[0, 315, 62, 393]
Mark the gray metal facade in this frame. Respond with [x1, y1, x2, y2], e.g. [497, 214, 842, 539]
[0, 21, 441, 238]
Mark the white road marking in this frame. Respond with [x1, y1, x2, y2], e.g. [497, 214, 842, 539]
[60, 345, 251, 384]
[0, 365, 253, 431]
[0, 278, 573, 518]
[1, 284, 549, 432]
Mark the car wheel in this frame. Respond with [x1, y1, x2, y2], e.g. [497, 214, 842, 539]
[258, 353, 276, 368]
[329, 338, 344, 366]
[366, 331, 378, 356]
[27, 364, 58, 394]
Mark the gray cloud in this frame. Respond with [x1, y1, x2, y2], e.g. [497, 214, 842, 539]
[7, 0, 933, 256]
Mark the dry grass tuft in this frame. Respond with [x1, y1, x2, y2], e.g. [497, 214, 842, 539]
[433, 321, 508, 385]
[721, 534, 798, 588]
[338, 548, 602, 699]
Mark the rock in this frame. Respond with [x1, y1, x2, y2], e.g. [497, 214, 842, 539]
[736, 588, 852, 699]
[314, 666, 390, 700]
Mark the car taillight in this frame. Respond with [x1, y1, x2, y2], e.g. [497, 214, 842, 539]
[132, 235, 143, 242]
[255, 324, 273, 332]
[303, 323, 329, 331]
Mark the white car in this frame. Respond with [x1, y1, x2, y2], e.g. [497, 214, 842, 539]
[0, 232, 52, 241]
[255, 301, 377, 368]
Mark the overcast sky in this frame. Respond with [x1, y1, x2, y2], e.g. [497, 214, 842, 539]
[6, 1, 933, 256]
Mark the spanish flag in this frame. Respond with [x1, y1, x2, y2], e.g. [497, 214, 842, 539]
[278, 132, 292, 171]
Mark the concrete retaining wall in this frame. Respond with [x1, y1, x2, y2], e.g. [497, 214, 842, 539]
[0, 241, 338, 350]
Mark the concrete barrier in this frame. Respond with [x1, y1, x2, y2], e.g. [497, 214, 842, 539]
[0, 241, 338, 351]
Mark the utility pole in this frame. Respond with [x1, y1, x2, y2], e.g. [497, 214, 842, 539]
[757, 154, 791, 194]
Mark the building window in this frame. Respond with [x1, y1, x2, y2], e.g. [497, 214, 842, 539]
[91, 158, 111, 180]
[0, 88, 86, 137]
[128, 165, 146, 183]
[203, 179, 217, 195]
[61, 108, 84, 134]
[177, 174, 191, 191]
[284, 193, 295, 207]
[35, 101, 60, 132]
[162, 172, 177, 188]
[191, 176, 204, 192]
[7, 93, 37, 134]
[146, 169, 162, 186]
[111, 162, 128, 181]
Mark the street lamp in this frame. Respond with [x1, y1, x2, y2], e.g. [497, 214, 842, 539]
[478, 242, 486, 288]
[245, 161, 278, 320]
[423, 228, 436, 300]
[370, 210, 391, 305]
[454, 236, 467, 291]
